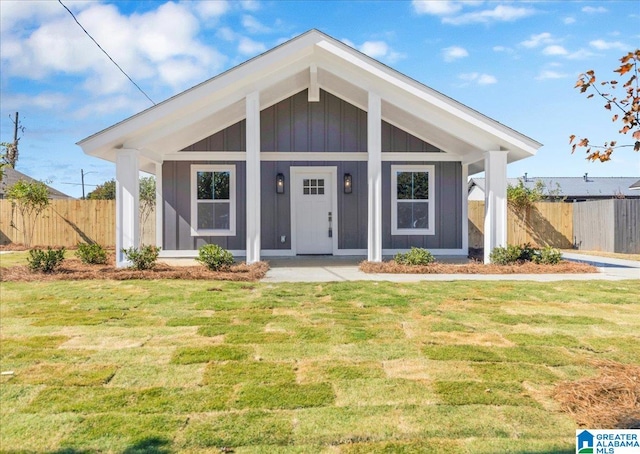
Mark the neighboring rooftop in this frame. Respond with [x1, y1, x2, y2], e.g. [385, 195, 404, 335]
[468, 174, 640, 201]
[0, 167, 73, 200]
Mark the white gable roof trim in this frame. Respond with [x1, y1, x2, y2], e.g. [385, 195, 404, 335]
[78, 29, 541, 173]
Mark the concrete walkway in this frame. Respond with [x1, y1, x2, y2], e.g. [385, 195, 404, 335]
[262, 253, 640, 283]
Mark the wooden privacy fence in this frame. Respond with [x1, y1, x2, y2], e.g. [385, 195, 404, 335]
[0, 200, 155, 248]
[2, 199, 573, 250]
[573, 199, 639, 254]
[468, 201, 574, 249]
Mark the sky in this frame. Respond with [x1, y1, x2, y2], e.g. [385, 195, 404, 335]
[1, 0, 639, 198]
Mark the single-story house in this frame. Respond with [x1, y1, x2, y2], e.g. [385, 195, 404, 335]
[469, 174, 640, 202]
[78, 30, 541, 266]
[0, 167, 73, 200]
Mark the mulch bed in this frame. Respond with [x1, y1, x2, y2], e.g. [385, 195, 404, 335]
[0, 256, 269, 282]
[553, 360, 640, 429]
[360, 260, 598, 274]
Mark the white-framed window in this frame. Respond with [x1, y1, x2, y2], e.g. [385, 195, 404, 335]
[391, 165, 435, 235]
[191, 164, 236, 236]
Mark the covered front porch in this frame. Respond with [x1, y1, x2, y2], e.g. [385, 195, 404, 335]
[78, 30, 539, 267]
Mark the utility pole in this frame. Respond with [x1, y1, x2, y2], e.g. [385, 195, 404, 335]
[7, 112, 20, 168]
[13, 112, 19, 146]
[81, 169, 86, 199]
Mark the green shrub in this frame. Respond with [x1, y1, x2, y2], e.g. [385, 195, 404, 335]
[76, 242, 107, 264]
[518, 242, 537, 262]
[489, 245, 524, 265]
[535, 246, 562, 265]
[491, 244, 563, 265]
[196, 244, 234, 271]
[394, 247, 435, 266]
[122, 245, 160, 270]
[27, 247, 65, 273]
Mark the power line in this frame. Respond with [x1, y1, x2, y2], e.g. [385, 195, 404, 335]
[58, 0, 156, 106]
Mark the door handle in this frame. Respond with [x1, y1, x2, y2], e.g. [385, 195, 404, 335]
[328, 212, 333, 238]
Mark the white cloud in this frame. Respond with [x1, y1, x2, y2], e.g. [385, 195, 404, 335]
[582, 6, 608, 14]
[443, 5, 536, 25]
[535, 70, 569, 80]
[73, 95, 151, 119]
[217, 27, 237, 41]
[191, 0, 230, 19]
[493, 45, 515, 54]
[343, 39, 405, 64]
[412, 0, 462, 16]
[566, 49, 595, 60]
[0, 1, 226, 95]
[1, 92, 70, 110]
[590, 39, 626, 50]
[521, 32, 555, 48]
[240, 0, 261, 12]
[238, 37, 266, 56]
[543, 45, 568, 56]
[443, 46, 469, 62]
[360, 41, 390, 58]
[477, 74, 497, 85]
[412, 1, 535, 25]
[563, 17, 576, 25]
[459, 72, 497, 85]
[242, 15, 271, 34]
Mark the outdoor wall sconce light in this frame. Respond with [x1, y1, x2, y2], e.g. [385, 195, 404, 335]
[344, 173, 352, 194]
[276, 173, 285, 194]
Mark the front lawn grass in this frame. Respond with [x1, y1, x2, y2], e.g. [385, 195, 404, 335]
[1, 279, 639, 453]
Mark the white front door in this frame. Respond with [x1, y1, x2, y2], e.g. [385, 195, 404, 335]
[293, 168, 335, 254]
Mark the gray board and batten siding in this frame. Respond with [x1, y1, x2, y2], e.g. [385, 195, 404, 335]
[163, 89, 461, 252]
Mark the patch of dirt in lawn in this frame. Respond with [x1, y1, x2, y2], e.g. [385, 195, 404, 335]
[0, 255, 269, 282]
[553, 360, 640, 429]
[360, 260, 597, 274]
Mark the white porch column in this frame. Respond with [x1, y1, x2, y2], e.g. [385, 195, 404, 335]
[367, 92, 382, 262]
[115, 149, 140, 267]
[155, 162, 163, 249]
[483, 150, 508, 263]
[461, 163, 469, 254]
[246, 91, 261, 263]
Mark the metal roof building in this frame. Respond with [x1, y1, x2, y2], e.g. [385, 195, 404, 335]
[469, 174, 640, 202]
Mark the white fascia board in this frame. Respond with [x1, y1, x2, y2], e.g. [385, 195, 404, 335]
[134, 67, 311, 154]
[315, 40, 541, 155]
[318, 64, 478, 155]
[314, 52, 500, 153]
[79, 39, 317, 158]
[124, 59, 314, 156]
[318, 69, 368, 111]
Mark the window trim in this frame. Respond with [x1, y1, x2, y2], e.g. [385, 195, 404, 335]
[391, 164, 435, 236]
[190, 164, 236, 236]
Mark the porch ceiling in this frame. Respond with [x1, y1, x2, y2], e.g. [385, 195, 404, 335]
[78, 30, 541, 175]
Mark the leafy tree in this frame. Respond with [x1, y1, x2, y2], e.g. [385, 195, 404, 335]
[507, 179, 545, 212]
[570, 49, 640, 162]
[87, 177, 156, 244]
[0, 142, 10, 183]
[139, 176, 156, 242]
[87, 179, 116, 200]
[6, 179, 50, 247]
[0, 142, 19, 183]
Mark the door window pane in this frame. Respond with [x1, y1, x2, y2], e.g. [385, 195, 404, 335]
[302, 177, 325, 195]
